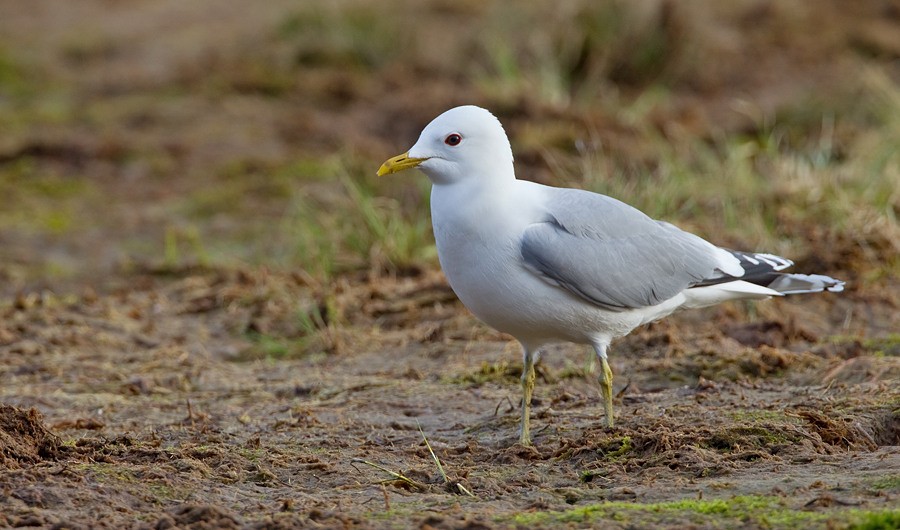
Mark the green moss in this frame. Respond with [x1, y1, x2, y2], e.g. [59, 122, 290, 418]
[869, 475, 900, 492]
[79, 462, 137, 483]
[703, 425, 797, 452]
[725, 409, 796, 424]
[827, 334, 900, 357]
[864, 335, 900, 357]
[447, 360, 520, 385]
[236, 447, 265, 463]
[848, 510, 900, 530]
[602, 436, 632, 460]
[507, 495, 896, 528]
[147, 483, 180, 502]
[74, 462, 189, 505]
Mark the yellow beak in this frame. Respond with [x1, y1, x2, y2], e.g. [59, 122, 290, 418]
[377, 151, 427, 176]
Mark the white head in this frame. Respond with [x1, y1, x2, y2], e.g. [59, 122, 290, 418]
[377, 106, 514, 185]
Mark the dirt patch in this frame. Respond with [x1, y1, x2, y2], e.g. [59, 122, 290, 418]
[0, 405, 61, 468]
[153, 504, 244, 530]
[2, 266, 896, 527]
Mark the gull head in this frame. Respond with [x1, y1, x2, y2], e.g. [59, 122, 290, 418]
[377, 105, 514, 185]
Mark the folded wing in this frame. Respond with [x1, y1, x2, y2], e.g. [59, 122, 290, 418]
[521, 188, 739, 311]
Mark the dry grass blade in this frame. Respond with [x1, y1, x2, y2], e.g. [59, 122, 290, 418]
[416, 419, 447, 482]
[350, 458, 428, 491]
[417, 420, 476, 497]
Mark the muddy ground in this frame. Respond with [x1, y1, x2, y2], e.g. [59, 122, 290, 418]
[1, 1, 899, 528]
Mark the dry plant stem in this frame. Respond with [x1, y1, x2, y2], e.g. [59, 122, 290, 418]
[494, 396, 515, 416]
[380, 484, 390, 511]
[350, 459, 427, 491]
[416, 419, 447, 483]
[454, 481, 476, 497]
[417, 420, 476, 497]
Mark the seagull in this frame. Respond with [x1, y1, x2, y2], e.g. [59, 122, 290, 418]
[377, 105, 844, 446]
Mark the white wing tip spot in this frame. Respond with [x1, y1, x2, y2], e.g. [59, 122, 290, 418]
[754, 253, 793, 271]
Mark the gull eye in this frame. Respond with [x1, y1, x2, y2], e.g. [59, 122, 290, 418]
[444, 133, 462, 146]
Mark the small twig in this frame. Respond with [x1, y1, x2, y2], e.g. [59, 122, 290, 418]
[494, 396, 515, 416]
[615, 380, 631, 399]
[381, 484, 391, 511]
[185, 398, 195, 427]
[455, 482, 475, 497]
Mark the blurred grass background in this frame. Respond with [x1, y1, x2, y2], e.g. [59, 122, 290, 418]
[0, 0, 897, 294]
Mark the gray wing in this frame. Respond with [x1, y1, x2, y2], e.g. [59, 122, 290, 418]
[521, 188, 725, 311]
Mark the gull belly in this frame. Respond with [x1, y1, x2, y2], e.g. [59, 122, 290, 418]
[430, 179, 651, 350]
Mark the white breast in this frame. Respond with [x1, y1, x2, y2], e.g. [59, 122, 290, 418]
[430, 181, 530, 323]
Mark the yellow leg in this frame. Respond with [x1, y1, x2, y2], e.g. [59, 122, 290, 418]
[593, 342, 615, 428]
[519, 349, 537, 446]
[599, 356, 615, 428]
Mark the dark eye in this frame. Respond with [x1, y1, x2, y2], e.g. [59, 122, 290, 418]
[444, 133, 462, 146]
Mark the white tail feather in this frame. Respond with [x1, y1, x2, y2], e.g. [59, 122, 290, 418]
[683, 280, 781, 309]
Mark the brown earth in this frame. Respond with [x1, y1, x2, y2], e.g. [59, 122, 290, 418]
[0, 268, 897, 528]
[1, 0, 899, 528]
